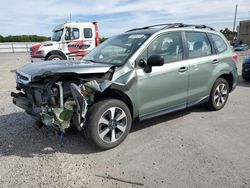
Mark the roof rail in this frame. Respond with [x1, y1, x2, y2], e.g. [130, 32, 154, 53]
[126, 23, 215, 32]
[126, 24, 173, 32]
[164, 23, 215, 31]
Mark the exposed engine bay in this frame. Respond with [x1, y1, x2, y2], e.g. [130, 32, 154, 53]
[11, 69, 114, 133]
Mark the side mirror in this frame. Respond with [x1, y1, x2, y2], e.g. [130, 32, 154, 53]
[147, 55, 164, 67]
[140, 55, 164, 73]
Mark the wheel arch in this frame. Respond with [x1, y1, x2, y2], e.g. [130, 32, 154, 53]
[217, 72, 234, 92]
[94, 88, 136, 119]
[45, 50, 67, 60]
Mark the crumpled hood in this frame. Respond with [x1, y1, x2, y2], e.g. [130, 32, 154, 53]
[18, 60, 113, 79]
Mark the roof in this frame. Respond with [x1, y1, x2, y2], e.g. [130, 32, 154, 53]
[53, 22, 95, 31]
[125, 28, 160, 35]
[125, 23, 216, 35]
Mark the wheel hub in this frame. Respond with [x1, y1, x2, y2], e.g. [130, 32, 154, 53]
[214, 83, 228, 107]
[98, 107, 127, 143]
[109, 119, 117, 129]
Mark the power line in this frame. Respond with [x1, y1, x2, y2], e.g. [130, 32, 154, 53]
[233, 4, 238, 34]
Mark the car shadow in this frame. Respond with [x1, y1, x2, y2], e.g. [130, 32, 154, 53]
[131, 104, 208, 133]
[0, 105, 209, 158]
[0, 112, 100, 157]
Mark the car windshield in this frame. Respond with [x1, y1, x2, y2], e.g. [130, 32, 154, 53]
[82, 33, 151, 65]
[52, 29, 63, 42]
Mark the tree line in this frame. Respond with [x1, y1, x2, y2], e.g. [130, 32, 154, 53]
[0, 35, 108, 43]
[0, 35, 50, 42]
[219, 28, 236, 41]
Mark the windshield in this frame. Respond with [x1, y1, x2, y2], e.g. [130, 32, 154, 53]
[82, 33, 151, 65]
[52, 29, 63, 42]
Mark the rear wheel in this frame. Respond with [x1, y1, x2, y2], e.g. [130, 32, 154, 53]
[206, 78, 229, 111]
[86, 99, 132, 150]
[47, 54, 64, 61]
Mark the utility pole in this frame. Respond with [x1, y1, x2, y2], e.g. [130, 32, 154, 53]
[233, 4, 238, 35]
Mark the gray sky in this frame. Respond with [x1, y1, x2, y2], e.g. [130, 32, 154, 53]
[0, 0, 249, 37]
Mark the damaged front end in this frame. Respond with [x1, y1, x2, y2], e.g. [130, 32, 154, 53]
[11, 60, 136, 133]
[39, 84, 87, 132]
[11, 69, 113, 133]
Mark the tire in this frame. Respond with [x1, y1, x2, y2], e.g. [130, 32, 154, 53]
[86, 99, 132, 150]
[206, 78, 229, 111]
[47, 54, 64, 61]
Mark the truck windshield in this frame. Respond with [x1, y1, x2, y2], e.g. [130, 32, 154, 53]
[82, 33, 151, 65]
[52, 29, 63, 42]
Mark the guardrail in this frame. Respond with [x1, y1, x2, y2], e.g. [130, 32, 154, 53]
[0, 42, 36, 53]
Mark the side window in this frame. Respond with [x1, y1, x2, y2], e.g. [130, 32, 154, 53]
[147, 32, 183, 63]
[210, 34, 227, 53]
[186, 32, 212, 58]
[65, 28, 79, 40]
[84, 28, 93, 39]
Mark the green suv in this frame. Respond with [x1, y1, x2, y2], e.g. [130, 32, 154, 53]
[11, 23, 238, 149]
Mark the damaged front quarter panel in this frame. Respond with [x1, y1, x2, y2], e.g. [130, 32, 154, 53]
[83, 62, 136, 92]
[13, 59, 137, 133]
[65, 62, 136, 131]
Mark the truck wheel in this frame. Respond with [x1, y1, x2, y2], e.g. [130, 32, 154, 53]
[47, 54, 64, 61]
[86, 99, 132, 150]
[206, 78, 229, 111]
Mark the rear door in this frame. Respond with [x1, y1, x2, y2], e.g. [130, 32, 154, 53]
[184, 31, 219, 106]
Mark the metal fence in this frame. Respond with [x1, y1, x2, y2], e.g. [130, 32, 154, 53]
[0, 42, 36, 53]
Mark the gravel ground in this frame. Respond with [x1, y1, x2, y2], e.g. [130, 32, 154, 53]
[0, 51, 250, 188]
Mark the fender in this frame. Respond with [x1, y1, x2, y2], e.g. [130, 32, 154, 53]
[209, 62, 235, 92]
[45, 50, 67, 60]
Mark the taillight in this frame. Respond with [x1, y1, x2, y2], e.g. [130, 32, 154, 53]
[232, 53, 238, 63]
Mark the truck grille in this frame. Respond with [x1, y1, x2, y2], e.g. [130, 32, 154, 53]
[30, 47, 33, 55]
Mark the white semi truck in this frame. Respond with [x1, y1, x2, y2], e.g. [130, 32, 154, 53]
[30, 22, 100, 61]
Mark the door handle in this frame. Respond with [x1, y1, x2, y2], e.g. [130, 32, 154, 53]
[212, 59, 219, 64]
[178, 67, 188, 72]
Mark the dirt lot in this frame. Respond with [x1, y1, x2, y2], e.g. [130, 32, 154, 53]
[0, 51, 250, 188]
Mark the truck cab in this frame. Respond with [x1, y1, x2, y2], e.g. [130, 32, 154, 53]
[30, 22, 100, 61]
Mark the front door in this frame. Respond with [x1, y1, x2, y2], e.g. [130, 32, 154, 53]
[136, 32, 189, 119]
[63, 27, 82, 56]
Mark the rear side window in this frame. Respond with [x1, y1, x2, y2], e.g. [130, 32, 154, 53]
[210, 34, 227, 53]
[147, 32, 183, 63]
[186, 32, 212, 58]
[84, 28, 93, 39]
[65, 28, 79, 40]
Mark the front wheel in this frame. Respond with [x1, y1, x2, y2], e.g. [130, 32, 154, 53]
[206, 78, 229, 111]
[86, 99, 132, 150]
